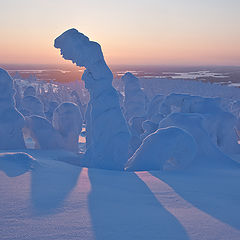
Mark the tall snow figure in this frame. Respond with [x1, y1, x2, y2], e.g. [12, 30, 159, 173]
[0, 68, 25, 149]
[54, 29, 130, 170]
[122, 72, 146, 121]
[53, 102, 83, 152]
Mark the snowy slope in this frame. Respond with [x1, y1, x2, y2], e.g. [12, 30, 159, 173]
[0, 150, 240, 240]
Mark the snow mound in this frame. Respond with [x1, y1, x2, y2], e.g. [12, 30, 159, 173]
[0, 152, 36, 177]
[158, 112, 236, 166]
[126, 127, 197, 171]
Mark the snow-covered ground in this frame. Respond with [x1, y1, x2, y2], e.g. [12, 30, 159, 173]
[1, 30, 240, 239]
[0, 73, 240, 239]
[0, 150, 239, 240]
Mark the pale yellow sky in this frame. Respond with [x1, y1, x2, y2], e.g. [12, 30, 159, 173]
[0, 0, 240, 66]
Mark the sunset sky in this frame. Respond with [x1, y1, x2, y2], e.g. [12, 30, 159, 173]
[0, 0, 240, 66]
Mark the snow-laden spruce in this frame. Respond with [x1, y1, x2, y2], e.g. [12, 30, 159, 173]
[25, 115, 64, 150]
[54, 29, 130, 170]
[21, 95, 45, 117]
[122, 72, 147, 121]
[147, 94, 165, 120]
[53, 102, 83, 152]
[158, 93, 240, 155]
[0, 68, 26, 149]
[125, 127, 197, 171]
[158, 112, 235, 165]
[0, 152, 36, 177]
[128, 116, 146, 157]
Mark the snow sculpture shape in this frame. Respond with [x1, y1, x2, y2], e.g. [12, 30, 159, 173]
[53, 102, 83, 152]
[25, 116, 64, 150]
[125, 127, 197, 171]
[201, 110, 240, 155]
[158, 112, 233, 164]
[0, 68, 25, 149]
[0, 152, 36, 177]
[177, 95, 240, 155]
[122, 72, 146, 121]
[159, 93, 221, 117]
[22, 95, 45, 117]
[54, 29, 130, 170]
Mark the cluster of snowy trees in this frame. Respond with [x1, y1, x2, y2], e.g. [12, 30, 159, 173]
[0, 68, 83, 153]
[1, 28, 239, 171]
[126, 91, 240, 171]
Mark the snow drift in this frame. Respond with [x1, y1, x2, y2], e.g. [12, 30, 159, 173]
[126, 127, 197, 171]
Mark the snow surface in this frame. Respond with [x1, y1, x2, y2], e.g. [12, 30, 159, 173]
[1, 60, 240, 239]
[0, 150, 240, 240]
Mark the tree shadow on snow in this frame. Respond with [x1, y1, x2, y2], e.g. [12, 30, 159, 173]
[150, 166, 240, 231]
[87, 168, 190, 240]
[30, 161, 81, 216]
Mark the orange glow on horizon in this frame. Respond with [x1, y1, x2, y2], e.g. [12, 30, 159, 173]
[0, 0, 239, 66]
[1, 33, 239, 66]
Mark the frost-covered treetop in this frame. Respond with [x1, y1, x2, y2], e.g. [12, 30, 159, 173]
[122, 72, 139, 84]
[54, 29, 103, 69]
[122, 72, 142, 91]
[54, 29, 112, 82]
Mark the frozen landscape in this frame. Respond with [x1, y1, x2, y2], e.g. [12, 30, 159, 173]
[0, 28, 240, 240]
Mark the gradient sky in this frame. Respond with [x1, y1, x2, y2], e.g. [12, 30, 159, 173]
[0, 0, 240, 66]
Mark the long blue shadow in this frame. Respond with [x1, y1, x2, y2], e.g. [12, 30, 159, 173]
[31, 162, 81, 216]
[151, 167, 240, 230]
[88, 168, 190, 240]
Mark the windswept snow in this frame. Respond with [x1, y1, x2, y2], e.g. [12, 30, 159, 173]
[0, 29, 240, 240]
[0, 150, 240, 240]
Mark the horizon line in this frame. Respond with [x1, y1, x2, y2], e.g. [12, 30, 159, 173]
[0, 63, 240, 68]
